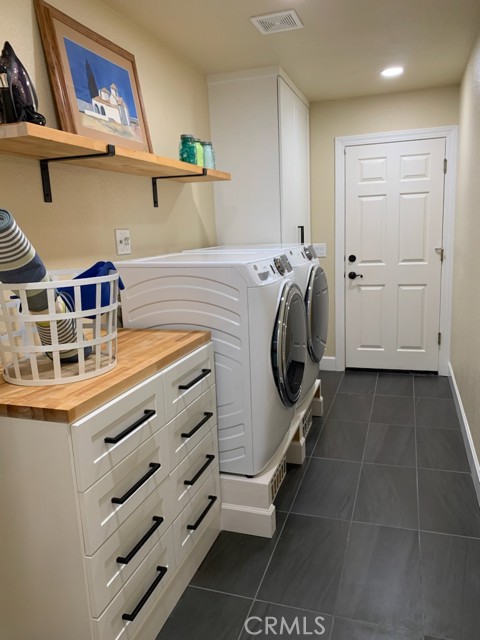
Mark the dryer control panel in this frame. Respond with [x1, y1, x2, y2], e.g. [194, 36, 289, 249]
[303, 245, 318, 261]
[246, 255, 294, 285]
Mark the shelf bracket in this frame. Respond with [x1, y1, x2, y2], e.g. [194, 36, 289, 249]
[39, 144, 116, 203]
[151, 168, 208, 207]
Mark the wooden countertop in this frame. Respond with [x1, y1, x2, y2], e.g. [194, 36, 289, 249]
[0, 329, 211, 423]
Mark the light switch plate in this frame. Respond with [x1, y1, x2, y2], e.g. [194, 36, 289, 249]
[115, 229, 131, 255]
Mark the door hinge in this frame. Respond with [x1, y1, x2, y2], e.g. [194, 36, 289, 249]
[444, 158, 448, 174]
[438, 332, 442, 346]
[435, 247, 445, 262]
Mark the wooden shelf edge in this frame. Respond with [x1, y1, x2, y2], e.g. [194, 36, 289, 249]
[0, 123, 231, 182]
[174, 168, 231, 183]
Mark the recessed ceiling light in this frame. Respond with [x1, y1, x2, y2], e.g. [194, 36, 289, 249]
[380, 66, 404, 78]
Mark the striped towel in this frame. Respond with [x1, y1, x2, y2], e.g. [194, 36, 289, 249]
[0, 209, 89, 363]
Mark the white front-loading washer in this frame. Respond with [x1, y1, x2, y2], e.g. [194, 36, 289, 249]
[116, 252, 307, 476]
[183, 244, 328, 405]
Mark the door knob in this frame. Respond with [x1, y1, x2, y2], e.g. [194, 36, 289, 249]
[348, 271, 363, 280]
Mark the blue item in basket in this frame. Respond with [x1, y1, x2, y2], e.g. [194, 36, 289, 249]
[57, 261, 124, 317]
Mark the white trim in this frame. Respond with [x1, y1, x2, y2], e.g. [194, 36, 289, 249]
[220, 503, 276, 538]
[448, 362, 480, 507]
[207, 66, 309, 107]
[335, 126, 458, 373]
[319, 356, 337, 371]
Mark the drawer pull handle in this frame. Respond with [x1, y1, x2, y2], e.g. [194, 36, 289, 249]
[104, 409, 156, 445]
[187, 495, 217, 531]
[178, 368, 211, 390]
[116, 516, 164, 565]
[111, 463, 161, 505]
[121, 565, 168, 622]
[184, 454, 215, 486]
[181, 412, 214, 439]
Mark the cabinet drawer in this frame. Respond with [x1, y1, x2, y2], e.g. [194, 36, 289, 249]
[84, 477, 172, 618]
[170, 427, 219, 520]
[79, 428, 170, 555]
[163, 343, 214, 422]
[168, 384, 217, 469]
[92, 528, 175, 640]
[72, 371, 166, 491]
[172, 468, 220, 567]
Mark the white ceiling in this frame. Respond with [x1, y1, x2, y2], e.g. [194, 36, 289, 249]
[102, 0, 480, 102]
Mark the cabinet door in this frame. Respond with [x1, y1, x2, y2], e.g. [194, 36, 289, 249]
[163, 343, 215, 422]
[209, 73, 282, 244]
[278, 77, 311, 244]
[72, 370, 165, 491]
[79, 428, 170, 555]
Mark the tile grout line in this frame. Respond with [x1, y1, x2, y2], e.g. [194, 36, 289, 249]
[254, 597, 332, 617]
[233, 375, 460, 639]
[235, 372, 346, 640]
[413, 374, 427, 639]
[187, 584, 254, 601]
[330, 372, 378, 630]
[232, 376, 343, 640]
[309, 455, 473, 474]
[307, 371, 346, 640]
[274, 511, 480, 540]
[234, 510, 290, 640]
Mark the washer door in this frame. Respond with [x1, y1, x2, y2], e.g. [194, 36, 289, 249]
[272, 281, 307, 407]
[305, 264, 329, 363]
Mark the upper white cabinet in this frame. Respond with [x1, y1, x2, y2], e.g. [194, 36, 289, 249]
[208, 67, 310, 245]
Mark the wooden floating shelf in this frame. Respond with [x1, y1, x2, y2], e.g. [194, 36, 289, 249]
[0, 122, 231, 182]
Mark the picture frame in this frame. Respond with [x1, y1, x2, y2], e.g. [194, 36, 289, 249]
[34, 0, 152, 152]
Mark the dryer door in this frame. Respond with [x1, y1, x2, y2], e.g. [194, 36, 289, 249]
[305, 264, 329, 363]
[272, 281, 307, 407]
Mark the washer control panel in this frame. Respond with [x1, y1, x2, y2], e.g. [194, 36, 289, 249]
[274, 256, 285, 275]
[281, 255, 293, 272]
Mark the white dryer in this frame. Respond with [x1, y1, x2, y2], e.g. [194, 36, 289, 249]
[183, 244, 328, 406]
[116, 252, 307, 476]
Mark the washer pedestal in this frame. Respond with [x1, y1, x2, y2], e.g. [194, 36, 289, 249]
[287, 380, 323, 465]
[220, 379, 321, 538]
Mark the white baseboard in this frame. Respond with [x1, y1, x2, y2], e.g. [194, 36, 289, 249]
[221, 503, 276, 538]
[319, 356, 337, 371]
[448, 362, 480, 506]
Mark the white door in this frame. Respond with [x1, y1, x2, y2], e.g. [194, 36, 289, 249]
[345, 138, 446, 371]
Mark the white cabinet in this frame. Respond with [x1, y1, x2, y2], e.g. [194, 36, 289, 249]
[0, 339, 220, 640]
[208, 66, 310, 245]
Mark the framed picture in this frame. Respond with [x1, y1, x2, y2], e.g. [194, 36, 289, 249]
[34, 0, 152, 152]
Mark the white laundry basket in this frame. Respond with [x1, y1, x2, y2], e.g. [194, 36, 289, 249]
[0, 271, 119, 386]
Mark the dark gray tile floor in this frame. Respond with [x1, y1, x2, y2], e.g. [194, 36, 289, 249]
[156, 371, 480, 640]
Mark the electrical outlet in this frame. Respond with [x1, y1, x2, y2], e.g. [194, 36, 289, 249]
[314, 243, 327, 257]
[115, 229, 131, 255]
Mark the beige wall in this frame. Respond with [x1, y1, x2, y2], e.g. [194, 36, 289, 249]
[310, 85, 459, 357]
[451, 31, 480, 462]
[1, 0, 216, 270]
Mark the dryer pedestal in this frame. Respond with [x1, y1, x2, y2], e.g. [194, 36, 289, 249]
[220, 379, 321, 538]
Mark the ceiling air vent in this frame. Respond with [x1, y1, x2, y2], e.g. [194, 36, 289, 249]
[250, 10, 303, 35]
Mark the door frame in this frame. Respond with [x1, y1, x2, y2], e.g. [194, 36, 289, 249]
[334, 126, 458, 375]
